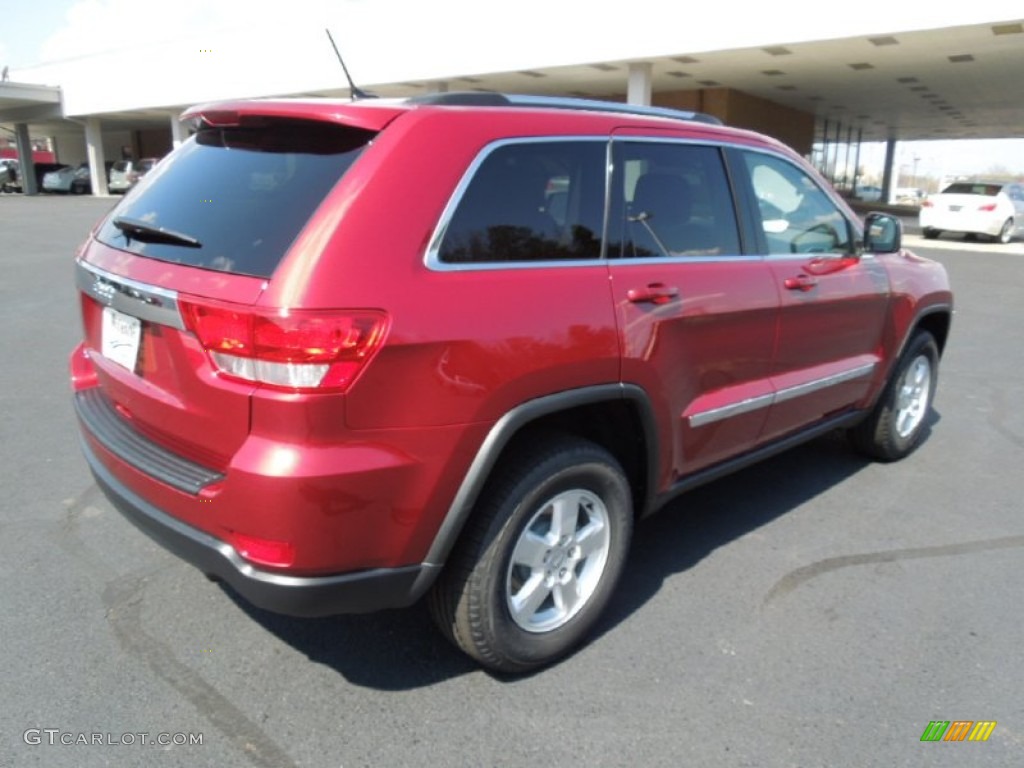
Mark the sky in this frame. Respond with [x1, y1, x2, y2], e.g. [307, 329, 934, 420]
[2, 0, 1022, 177]
[856, 140, 1024, 184]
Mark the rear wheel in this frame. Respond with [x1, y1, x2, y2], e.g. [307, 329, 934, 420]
[922, 227, 941, 240]
[429, 436, 632, 673]
[849, 331, 938, 461]
[996, 218, 1014, 244]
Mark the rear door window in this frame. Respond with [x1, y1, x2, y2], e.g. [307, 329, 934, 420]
[610, 141, 742, 258]
[96, 119, 374, 278]
[435, 140, 606, 264]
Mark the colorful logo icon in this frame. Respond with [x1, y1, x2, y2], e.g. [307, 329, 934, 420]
[920, 721, 997, 742]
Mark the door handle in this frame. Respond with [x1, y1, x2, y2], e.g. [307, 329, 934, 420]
[784, 275, 818, 292]
[627, 283, 679, 305]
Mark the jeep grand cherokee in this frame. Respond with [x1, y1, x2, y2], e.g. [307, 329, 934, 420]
[71, 93, 952, 672]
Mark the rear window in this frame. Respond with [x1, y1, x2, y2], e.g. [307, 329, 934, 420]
[96, 118, 374, 278]
[941, 182, 1001, 196]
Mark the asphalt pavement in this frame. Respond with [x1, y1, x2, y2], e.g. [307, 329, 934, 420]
[1, 195, 1022, 768]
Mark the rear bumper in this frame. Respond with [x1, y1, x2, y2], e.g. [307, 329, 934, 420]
[919, 210, 1003, 236]
[78, 432, 438, 617]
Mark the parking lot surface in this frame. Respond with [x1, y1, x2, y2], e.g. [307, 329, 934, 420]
[2, 195, 1022, 767]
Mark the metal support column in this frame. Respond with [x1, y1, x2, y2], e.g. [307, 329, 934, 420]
[627, 62, 652, 106]
[14, 123, 37, 195]
[881, 138, 897, 205]
[84, 117, 109, 196]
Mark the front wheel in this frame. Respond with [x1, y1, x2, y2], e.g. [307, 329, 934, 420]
[849, 331, 939, 461]
[429, 436, 633, 673]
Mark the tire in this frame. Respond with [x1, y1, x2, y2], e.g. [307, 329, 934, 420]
[849, 331, 939, 461]
[996, 218, 1014, 244]
[922, 227, 940, 240]
[429, 435, 633, 673]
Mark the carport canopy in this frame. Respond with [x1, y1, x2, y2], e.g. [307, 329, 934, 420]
[0, 82, 62, 195]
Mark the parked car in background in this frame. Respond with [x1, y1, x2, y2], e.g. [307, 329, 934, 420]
[30, 163, 69, 190]
[43, 163, 101, 194]
[894, 187, 925, 205]
[920, 180, 1024, 243]
[70, 93, 953, 673]
[108, 158, 159, 193]
[854, 184, 883, 202]
[0, 158, 19, 191]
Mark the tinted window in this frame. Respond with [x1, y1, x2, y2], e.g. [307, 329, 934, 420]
[96, 119, 373, 278]
[942, 182, 1000, 196]
[438, 141, 605, 264]
[742, 151, 852, 255]
[611, 142, 741, 258]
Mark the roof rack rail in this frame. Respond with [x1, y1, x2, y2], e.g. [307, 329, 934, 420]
[405, 92, 722, 126]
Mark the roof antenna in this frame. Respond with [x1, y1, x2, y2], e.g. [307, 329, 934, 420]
[325, 28, 375, 100]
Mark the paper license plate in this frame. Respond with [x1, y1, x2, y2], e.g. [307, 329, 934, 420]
[101, 306, 141, 371]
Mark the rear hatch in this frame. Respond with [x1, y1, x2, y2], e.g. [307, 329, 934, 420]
[77, 104, 402, 471]
[930, 182, 1001, 214]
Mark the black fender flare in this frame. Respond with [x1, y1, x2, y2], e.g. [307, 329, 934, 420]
[408, 383, 658, 600]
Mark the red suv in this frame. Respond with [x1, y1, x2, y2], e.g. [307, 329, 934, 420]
[71, 93, 952, 672]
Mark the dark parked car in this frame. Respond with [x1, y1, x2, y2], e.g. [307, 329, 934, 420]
[70, 93, 953, 672]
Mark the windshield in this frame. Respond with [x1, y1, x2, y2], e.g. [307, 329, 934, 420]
[96, 118, 375, 278]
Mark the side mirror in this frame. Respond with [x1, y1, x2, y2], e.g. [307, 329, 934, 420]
[863, 212, 902, 253]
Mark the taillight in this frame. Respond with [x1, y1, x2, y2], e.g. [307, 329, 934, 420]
[978, 203, 998, 212]
[180, 299, 388, 392]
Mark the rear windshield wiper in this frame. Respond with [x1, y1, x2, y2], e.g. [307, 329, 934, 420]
[112, 217, 202, 249]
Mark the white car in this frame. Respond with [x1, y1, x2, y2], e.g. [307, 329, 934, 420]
[108, 157, 159, 193]
[920, 181, 1024, 244]
[42, 163, 91, 194]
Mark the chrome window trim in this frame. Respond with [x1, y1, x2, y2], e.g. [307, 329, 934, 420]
[688, 361, 877, 427]
[763, 251, 875, 262]
[422, 134, 852, 272]
[424, 136, 610, 273]
[610, 254, 764, 266]
[76, 260, 185, 330]
[424, 135, 789, 272]
[426, 257, 609, 273]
